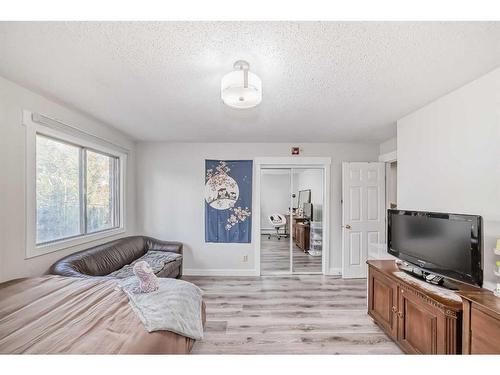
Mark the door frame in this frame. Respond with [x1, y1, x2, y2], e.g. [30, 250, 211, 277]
[254, 157, 331, 276]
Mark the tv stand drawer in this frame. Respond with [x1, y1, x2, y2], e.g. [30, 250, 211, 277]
[459, 291, 500, 354]
[470, 306, 500, 354]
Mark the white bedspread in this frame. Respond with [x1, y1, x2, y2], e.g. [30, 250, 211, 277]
[118, 277, 204, 340]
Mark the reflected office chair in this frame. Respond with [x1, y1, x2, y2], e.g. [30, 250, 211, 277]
[268, 214, 288, 240]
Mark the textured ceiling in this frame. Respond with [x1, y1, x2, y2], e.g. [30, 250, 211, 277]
[0, 22, 499, 142]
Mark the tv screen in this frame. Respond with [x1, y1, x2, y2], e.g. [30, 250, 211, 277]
[303, 203, 313, 220]
[388, 209, 482, 286]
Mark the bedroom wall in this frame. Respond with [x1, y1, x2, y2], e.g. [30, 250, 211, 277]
[0, 76, 137, 282]
[379, 136, 397, 155]
[135, 142, 379, 275]
[260, 171, 290, 231]
[397, 67, 500, 290]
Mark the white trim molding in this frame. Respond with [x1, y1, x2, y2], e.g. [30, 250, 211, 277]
[183, 268, 259, 277]
[30, 112, 130, 154]
[23, 110, 127, 259]
[255, 156, 332, 166]
[254, 156, 332, 276]
[378, 150, 397, 163]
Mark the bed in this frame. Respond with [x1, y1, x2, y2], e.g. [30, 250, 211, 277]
[0, 275, 206, 354]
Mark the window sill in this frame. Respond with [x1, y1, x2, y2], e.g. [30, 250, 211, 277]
[25, 227, 126, 259]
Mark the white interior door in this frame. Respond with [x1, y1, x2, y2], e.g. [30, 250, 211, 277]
[342, 162, 385, 278]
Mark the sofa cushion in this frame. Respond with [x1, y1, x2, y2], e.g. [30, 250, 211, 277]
[109, 251, 183, 278]
[156, 257, 183, 278]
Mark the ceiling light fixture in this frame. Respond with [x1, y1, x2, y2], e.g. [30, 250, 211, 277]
[221, 60, 262, 109]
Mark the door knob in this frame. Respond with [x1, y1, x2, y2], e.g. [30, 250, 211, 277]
[345, 224, 351, 229]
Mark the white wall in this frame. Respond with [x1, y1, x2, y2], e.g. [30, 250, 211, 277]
[136, 142, 379, 275]
[0, 76, 137, 282]
[260, 171, 290, 231]
[387, 161, 398, 208]
[293, 169, 324, 222]
[397, 67, 500, 290]
[379, 136, 397, 155]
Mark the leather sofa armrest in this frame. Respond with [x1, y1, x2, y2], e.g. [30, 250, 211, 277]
[144, 236, 183, 255]
[49, 261, 117, 280]
[49, 261, 109, 279]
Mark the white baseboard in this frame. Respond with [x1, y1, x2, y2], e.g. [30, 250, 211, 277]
[260, 228, 288, 234]
[185, 267, 342, 277]
[260, 229, 274, 234]
[183, 268, 259, 277]
[327, 267, 342, 276]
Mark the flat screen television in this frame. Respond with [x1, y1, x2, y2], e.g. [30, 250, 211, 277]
[303, 203, 313, 220]
[387, 209, 483, 287]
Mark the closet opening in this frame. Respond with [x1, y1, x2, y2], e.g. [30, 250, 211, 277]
[259, 167, 325, 275]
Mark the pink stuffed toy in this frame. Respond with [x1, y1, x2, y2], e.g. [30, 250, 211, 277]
[133, 261, 159, 293]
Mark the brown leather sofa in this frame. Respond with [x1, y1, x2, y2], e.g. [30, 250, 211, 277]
[49, 236, 183, 279]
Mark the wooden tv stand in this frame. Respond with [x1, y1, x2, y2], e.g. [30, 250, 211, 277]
[367, 260, 481, 354]
[458, 291, 500, 354]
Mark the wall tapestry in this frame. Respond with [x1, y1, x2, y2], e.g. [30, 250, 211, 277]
[205, 160, 252, 243]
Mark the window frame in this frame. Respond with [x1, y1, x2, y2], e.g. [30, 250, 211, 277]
[82, 147, 121, 237]
[25, 112, 126, 259]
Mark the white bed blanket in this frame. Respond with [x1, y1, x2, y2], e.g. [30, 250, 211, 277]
[118, 277, 204, 340]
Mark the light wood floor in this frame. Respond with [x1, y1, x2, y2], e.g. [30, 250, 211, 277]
[185, 275, 402, 354]
[261, 236, 322, 274]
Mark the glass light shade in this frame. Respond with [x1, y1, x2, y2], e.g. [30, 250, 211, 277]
[221, 70, 262, 109]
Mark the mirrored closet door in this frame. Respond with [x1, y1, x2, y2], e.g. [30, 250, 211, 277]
[291, 168, 323, 273]
[260, 167, 324, 275]
[260, 169, 292, 275]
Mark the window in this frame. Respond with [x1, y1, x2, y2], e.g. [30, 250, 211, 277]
[35, 134, 120, 245]
[86, 150, 119, 234]
[36, 135, 81, 244]
[25, 110, 126, 257]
